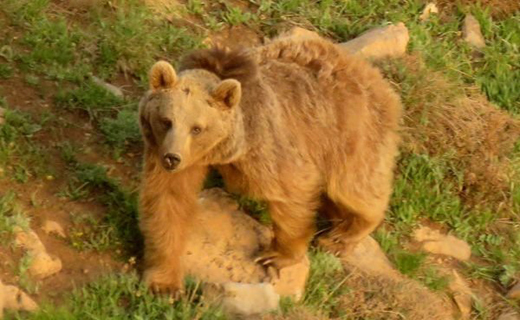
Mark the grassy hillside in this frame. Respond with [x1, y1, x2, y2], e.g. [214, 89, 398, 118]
[0, 0, 519, 319]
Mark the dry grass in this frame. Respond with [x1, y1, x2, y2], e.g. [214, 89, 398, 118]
[337, 271, 453, 320]
[436, 0, 520, 18]
[264, 269, 453, 320]
[382, 55, 520, 208]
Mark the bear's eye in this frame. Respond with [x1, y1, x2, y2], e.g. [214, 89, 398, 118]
[191, 126, 202, 135]
[161, 119, 172, 130]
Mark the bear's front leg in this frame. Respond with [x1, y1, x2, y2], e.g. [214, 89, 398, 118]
[256, 200, 317, 272]
[139, 164, 208, 296]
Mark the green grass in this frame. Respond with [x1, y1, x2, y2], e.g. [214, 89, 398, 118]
[302, 250, 349, 316]
[99, 109, 141, 153]
[0, 107, 53, 182]
[17, 252, 40, 295]
[59, 147, 141, 256]
[382, 151, 520, 287]
[68, 212, 115, 252]
[55, 80, 125, 120]
[0, 63, 13, 79]
[0, 192, 31, 244]
[10, 273, 225, 320]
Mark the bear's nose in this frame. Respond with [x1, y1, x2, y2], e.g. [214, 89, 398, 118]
[163, 153, 182, 171]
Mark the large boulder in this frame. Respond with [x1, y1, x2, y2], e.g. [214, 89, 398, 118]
[183, 188, 309, 317]
[338, 22, 409, 59]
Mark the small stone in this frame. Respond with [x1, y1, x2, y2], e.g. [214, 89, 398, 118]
[15, 228, 46, 253]
[338, 22, 409, 60]
[0, 281, 38, 315]
[462, 14, 486, 48]
[414, 226, 471, 261]
[91, 76, 124, 99]
[15, 228, 63, 279]
[420, 3, 439, 21]
[507, 282, 520, 299]
[29, 252, 62, 279]
[204, 282, 279, 317]
[42, 220, 66, 238]
[343, 236, 399, 278]
[449, 270, 473, 320]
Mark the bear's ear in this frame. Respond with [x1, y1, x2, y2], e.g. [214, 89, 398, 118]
[149, 61, 177, 91]
[212, 79, 241, 109]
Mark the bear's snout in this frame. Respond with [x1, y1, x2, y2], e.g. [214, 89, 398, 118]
[163, 153, 182, 171]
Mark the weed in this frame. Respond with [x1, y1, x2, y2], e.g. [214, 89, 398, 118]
[186, 0, 205, 16]
[303, 249, 349, 316]
[55, 80, 124, 120]
[25, 74, 40, 86]
[13, 165, 30, 183]
[91, 2, 203, 80]
[59, 151, 142, 256]
[17, 252, 39, 294]
[0, 192, 31, 244]
[56, 182, 90, 201]
[99, 109, 141, 153]
[69, 212, 115, 252]
[2, 0, 50, 25]
[221, 5, 255, 26]
[235, 195, 271, 225]
[0, 63, 13, 79]
[420, 267, 450, 292]
[393, 251, 426, 277]
[389, 153, 465, 228]
[17, 16, 87, 81]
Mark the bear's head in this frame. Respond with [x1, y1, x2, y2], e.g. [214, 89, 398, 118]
[139, 61, 242, 172]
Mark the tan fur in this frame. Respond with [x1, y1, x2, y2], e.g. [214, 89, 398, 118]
[138, 32, 402, 294]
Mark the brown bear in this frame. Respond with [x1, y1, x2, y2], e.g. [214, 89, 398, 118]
[138, 31, 402, 295]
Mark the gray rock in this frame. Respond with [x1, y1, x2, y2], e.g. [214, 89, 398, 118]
[14, 228, 62, 279]
[343, 236, 399, 278]
[414, 226, 471, 261]
[42, 220, 66, 238]
[91, 76, 124, 99]
[0, 280, 38, 318]
[420, 3, 439, 21]
[462, 14, 486, 48]
[204, 282, 279, 318]
[186, 188, 308, 300]
[449, 270, 473, 319]
[339, 23, 409, 59]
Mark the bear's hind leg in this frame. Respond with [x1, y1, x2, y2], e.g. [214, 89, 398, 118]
[319, 189, 388, 256]
[256, 200, 317, 271]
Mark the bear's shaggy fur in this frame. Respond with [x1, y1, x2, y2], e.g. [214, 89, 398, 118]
[138, 31, 402, 294]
